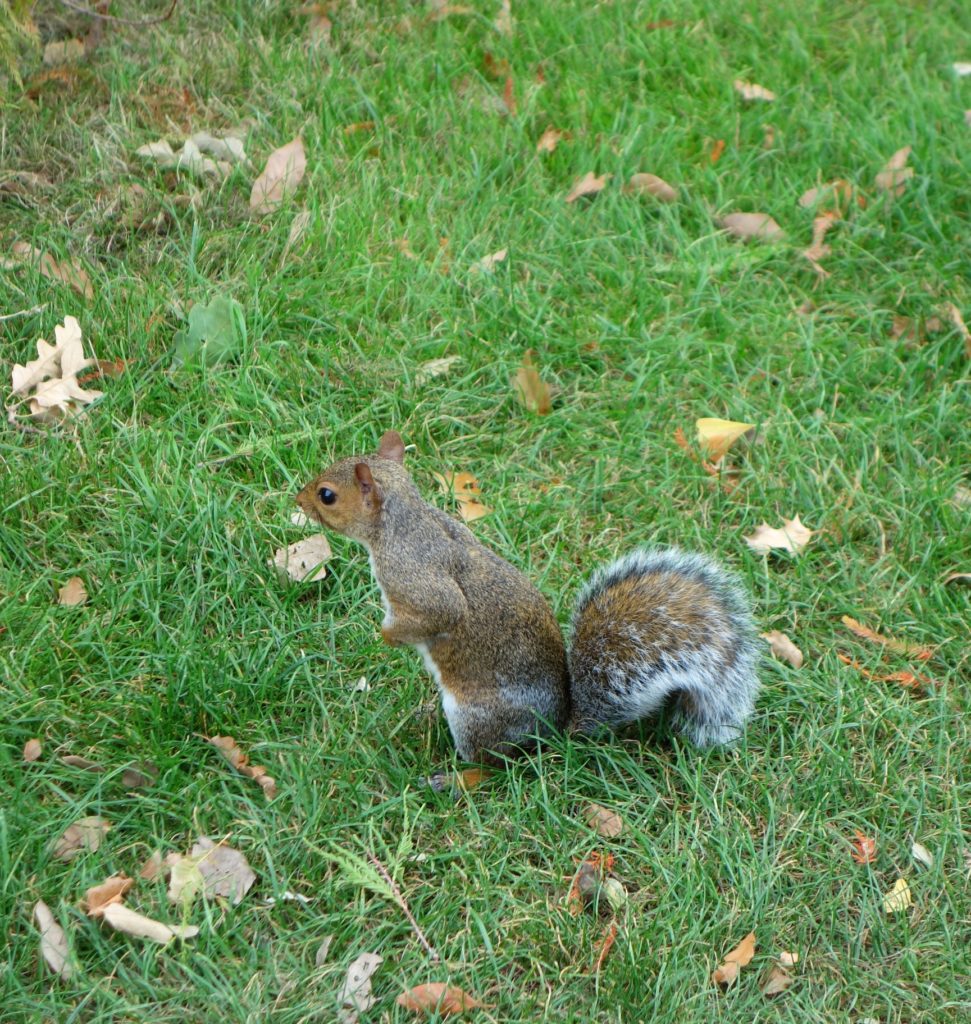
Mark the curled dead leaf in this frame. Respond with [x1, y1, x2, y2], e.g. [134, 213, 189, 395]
[761, 631, 804, 669]
[34, 900, 72, 980]
[565, 171, 610, 203]
[206, 734, 278, 799]
[850, 830, 877, 865]
[53, 816, 110, 861]
[83, 874, 134, 913]
[696, 418, 754, 463]
[139, 850, 164, 880]
[23, 738, 42, 762]
[719, 212, 786, 241]
[11, 242, 94, 299]
[250, 136, 307, 215]
[583, 802, 623, 838]
[94, 901, 200, 943]
[396, 982, 489, 1016]
[622, 173, 678, 202]
[712, 931, 756, 987]
[512, 349, 552, 414]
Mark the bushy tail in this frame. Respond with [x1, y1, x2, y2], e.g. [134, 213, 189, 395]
[566, 548, 760, 747]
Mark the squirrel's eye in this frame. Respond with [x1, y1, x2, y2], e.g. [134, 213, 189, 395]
[318, 487, 337, 505]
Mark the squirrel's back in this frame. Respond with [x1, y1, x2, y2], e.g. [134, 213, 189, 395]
[568, 548, 759, 747]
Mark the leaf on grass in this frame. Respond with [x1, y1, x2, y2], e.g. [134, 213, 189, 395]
[53, 816, 110, 861]
[943, 302, 971, 359]
[470, 248, 507, 273]
[943, 572, 971, 586]
[593, 921, 618, 973]
[875, 146, 913, 197]
[850, 830, 877, 865]
[761, 631, 804, 668]
[840, 616, 933, 660]
[139, 851, 164, 881]
[709, 138, 726, 163]
[719, 212, 786, 241]
[250, 136, 307, 215]
[415, 356, 461, 385]
[282, 208, 312, 264]
[760, 965, 793, 996]
[338, 952, 383, 1023]
[396, 983, 489, 1016]
[583, 802, 623, 838]
[206, 735, 278, 799]
[778, 950, 799, 967]
[315, 935, 334, 966]
[33, 900, 72, 980]
[622, 173, 678, 202]
[167, 854, 205, 908]
[798, 179, 855, 211]
[432, 471, 491, 522]
[953, 62, 971, 76]
[882, 877, 913, 914]
[172, 295, 245, 368]
[43, 39, 84, 66]
[536, 127, 567, 154]
[122, 762, 159, 788]
[9, 243, 93, 300]
[836, 653, 932, 692]
[565, 171, 610, 203]
[911, 841, 934, 869]
[512, 349, 552, 414]
[712, 931, 756, 987]
[23, 738, 42, 762]
[734, 79, 776, 101]
[802, 213, 838, 278]
[270, 535, 333, 582]
[493, 0, 513, 37]
[696, 418, 754, 462]
[745, 516, 814, 556]
[57, 577, 88, 606]
[60, 754, 103, 771]
[94, 901, 199, 943]
[83, 874, 134, 913]
[191, 837, 257, 905]
[567, 851, 615, 916]
[301, 4, 333, 46]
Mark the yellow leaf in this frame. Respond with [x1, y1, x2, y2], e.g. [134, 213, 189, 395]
[712, 931, 756, 987]
[696, 418, 754, 462]
[432, 470, 492, 522]
[883, 877, 913, 914]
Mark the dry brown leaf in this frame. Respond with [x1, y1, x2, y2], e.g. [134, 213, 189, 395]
[250, 136, 307, 215]
[720, 212, 786, 241]
[396, 982, 489, 1016]
[415, 356, 461, 385]
[760, 965, 793, 996]
[798, 179, 854, 211]
[493, 0, 513, 37]
[536, 127, 567, 154]
[53, 816, 110, 861]
[584, 802, 623, 838]
[11, 243, 94, 299]
[850, 830, 877, 864]
[139, 851, 164, 881]
[802, 212, 838, 278]
[122, 762, 159, 788]
[512, 349, 552, 414]
[57, 576, 88, 606]
[696, 418, 754, 462]
[745, 516, 814, 555]
[622, 172, 678, 202]
[23, 738, 42, 762]
[593, 921, 619, 973]
[943, 302, 971, 359]
[206, 734, 278, 799]
[83, 874, 134, 913]
[432, 471, 491, 522]
[191, 837, 256, 905]
[338, 951, 383, 1022]
[94, 901, 200, 943]
[840, 616, 933, 660]
[565, 171, 610, 203]
[471, 248, 507, 273]
[760, 631, 804, 669]
[778, 950, 799, 967]
[43, 39, 84, 66]
[33, 900, 72, 980]
[911, 841, 934, 869]
[875, 146, 913, 197]
[60, 754, 103, 771]
[709, 139, 726, 163]
[712, 931, 756, 987]
[836, 653, 932, 692]
[734, 79, 776, 102]
[883, 877, 912, 914]
[270, 535, 332, 583]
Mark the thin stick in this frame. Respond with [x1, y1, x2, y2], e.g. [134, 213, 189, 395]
[0, 304, 46, 322]
[366, 852, 440, 962]
[58, 0, 178, 26]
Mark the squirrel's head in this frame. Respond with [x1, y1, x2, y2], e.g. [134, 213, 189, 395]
[296, 430, 408, 542]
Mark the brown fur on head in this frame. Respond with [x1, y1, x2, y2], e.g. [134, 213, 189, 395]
[296, 430, 409, 543]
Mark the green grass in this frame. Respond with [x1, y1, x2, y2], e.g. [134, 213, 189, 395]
[2, 0, 970, 1020]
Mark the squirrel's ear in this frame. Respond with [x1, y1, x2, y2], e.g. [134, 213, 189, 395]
[377, 430, 405, 464]
[354, 463, 382, 508]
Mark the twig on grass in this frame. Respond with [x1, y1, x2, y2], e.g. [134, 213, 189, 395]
[366, 851, 440, 962]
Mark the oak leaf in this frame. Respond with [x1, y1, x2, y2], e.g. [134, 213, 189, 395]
[712, 931, 756, 986]
[745, 516, 814, 555]
[270, 535, 332, 582]
[250, 136, 307, 215]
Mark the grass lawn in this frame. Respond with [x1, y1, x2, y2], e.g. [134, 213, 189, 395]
[2, 0, 969, 1020]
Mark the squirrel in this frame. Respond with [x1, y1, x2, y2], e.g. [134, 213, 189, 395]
[296, 430, 760, 766]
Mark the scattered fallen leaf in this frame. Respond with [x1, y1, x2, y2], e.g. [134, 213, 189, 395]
[778, 950, 799, 967]
[302, 3, 332, 46]
[622, 172, 678, 202]
[432, 471, 491, 522]
[882, 877, 913, 914]
[83, 874, 134, 913]
[583, 802, 623, 838]
[911, 841, 934, 869]
[493, 0, 513, 37]
[471, 248, 507, 273]
[250, 136, 306, 215]
[712, 931, 757, 987]
[315, 935, 334, 966]
[745, 516, 815, 555]
[43, 39, 84, 66]
[172, 294, 245, 368]
[709, 138, 726, 163]
[282, 208, 312, 264]
[139, 851, 164, 881]
[944, 572, 971, 586]
[415, 355, 461, 385]
[33, 900, 72, 980]
[837, 653, 932, 692]
[122, 762, 159, 788]
[135, 135, 237, 179]
[427, 3, 473, 23]
[536, 127, 567, 154]
[53, 816, 111, 861]
[168, 854, 205, 908]
[23, 738, 42, 762]
[943, 302, 971, 359]
[601, 877, 627, 912]
[719, 212, 786, 241]
[951, 62, 971, 76]
[60, 754, 103, 771]
[696, 417, 754, 462]
[343, 120, 376, 135]
[93, 901, 199, 943]
[57, 577, 88, 606]
[191, 837, 257, 905]
[270, 535, 332, 582]
[802, 212, 838, 278]
[9, 242, 94, 299]
[593, 921, 618, 973]
[734, 79, 776, 102]
[206, 734, 278, 799]
[338, 951, 383, 1023]
[565, 171, 610, 203]
[567, 851, 615, 915]
[762, 123, 776, 148]
[512, 349, 552, 414]
[396, 983, 488, 1016]
[761, 631, 804, 668]
[798, 179, 854, 211]
[875, 146, 913, 197]
[760, 965, 793, 996]
[850, 830, 877, 865]
[840, 616, 933, 660]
